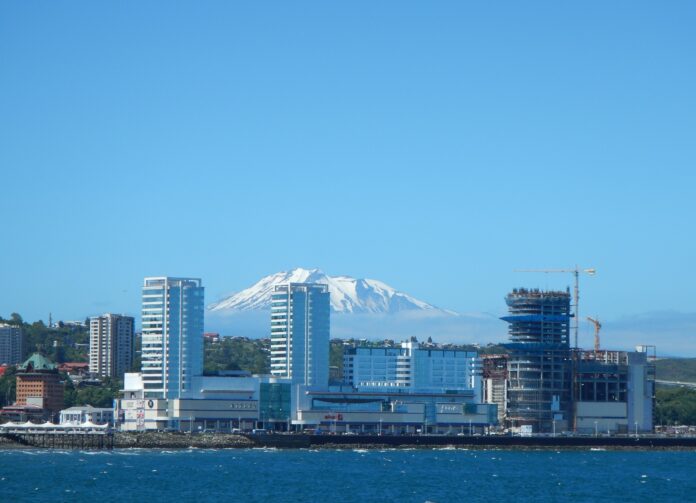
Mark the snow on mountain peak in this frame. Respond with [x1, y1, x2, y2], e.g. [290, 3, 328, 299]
[207, 268, 454, 315]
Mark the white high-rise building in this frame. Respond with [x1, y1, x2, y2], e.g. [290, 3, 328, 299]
[270, 283, 330, 387]
[89, 314, 135, 379]
[0, 324, 23, 365]
[141, 277, 204, 399]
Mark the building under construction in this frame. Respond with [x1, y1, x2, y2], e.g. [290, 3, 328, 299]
[502, 288, 573, 433]
[574, 348, 655, 434]
[482, 354, 508, 425]
[493, 287, 656, 434]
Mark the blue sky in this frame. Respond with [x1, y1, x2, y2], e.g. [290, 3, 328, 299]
[1, 2, 695, 350]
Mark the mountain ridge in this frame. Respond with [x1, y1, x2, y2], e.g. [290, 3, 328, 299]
[207, 268, 456, 315]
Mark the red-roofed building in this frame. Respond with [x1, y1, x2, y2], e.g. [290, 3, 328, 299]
[203, 332, 220, 343]
[58, 362, 90, 378]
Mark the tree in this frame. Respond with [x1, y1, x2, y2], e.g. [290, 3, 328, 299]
[203, 337, 270, 374]
[0, 367, 17, 408]
[330, 340, 344, 376]
[655, 387, 696, 426]
[63, 377, 77, 408]
[9, 313, 23, 326]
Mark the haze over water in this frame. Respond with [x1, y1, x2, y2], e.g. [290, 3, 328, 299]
[1, 448, 695, 502]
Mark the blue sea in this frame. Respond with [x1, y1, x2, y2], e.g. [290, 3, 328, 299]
[1, 448, 695, 502]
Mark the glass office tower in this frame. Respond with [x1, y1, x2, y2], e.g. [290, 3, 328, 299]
[141, 277, 204, 399]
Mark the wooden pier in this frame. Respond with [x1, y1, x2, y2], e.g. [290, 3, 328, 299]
[0, 430, 114, 449]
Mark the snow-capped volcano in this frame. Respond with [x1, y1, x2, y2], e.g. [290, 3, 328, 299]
[208, 268, 454, 315]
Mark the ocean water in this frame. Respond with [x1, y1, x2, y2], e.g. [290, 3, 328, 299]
[1, 448, 695, 502]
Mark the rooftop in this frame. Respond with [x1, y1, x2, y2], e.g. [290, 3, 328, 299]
[19, 353, 57, 372]
[508, 287, 570, 298]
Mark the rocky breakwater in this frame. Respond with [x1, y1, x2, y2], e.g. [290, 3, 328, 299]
[114, 432, 255, 449]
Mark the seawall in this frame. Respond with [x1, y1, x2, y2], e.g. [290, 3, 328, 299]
[5, 432, 696, 450]
[114, 432, 255, 449]
[251, 434, 696, 450]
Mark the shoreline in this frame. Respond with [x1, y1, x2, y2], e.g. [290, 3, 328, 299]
[4, 432, 696, 451]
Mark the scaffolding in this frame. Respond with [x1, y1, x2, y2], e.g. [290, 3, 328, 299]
[482, 355, 508, 425]
[502, 288, 572, 433]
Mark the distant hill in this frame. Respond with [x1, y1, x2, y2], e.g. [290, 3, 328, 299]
[655, 358, 696, 383]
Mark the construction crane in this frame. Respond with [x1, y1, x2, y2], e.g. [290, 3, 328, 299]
[586, 316, 602, 353]
[514, 267, 596, 349]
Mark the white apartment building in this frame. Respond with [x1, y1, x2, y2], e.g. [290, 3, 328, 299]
[141, 277, 204, 399]
[89, 314, 134, 378]
[270, 283, 330, 387]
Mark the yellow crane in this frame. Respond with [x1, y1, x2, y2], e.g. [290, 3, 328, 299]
[514, 267, 596, 348]
[586, 316, 602, 353]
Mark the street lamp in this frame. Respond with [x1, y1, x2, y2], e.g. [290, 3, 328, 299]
[594, 421, 598, 437]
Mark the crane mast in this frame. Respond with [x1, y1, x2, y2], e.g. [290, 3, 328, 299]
[586, 316, 602, 353]
[513, 266, 597, 433]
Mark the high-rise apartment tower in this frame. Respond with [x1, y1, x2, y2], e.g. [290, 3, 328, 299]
[89, 314, 135, 379]
[0, 324, 23, 365]
[141, 277, 204, 399]
[270, 283, 330, 387]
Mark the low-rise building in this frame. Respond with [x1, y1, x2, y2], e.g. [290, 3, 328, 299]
[15, 354, 64, 416]
[343, 339, 482, 397]
[574, 347, 655, 434]
[203, 332, 220, 343]
[116, 372, 291, 432]
[59, 405, 115, 425]
[293, 385, 497, 434]
[58, 362, 90, 380]
[0, 404, 45, 422]
[1, 354, 64, 422]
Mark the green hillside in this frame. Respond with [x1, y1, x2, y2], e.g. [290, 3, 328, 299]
[655, 387, 696, 426]
[655, 358, 696, 383]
